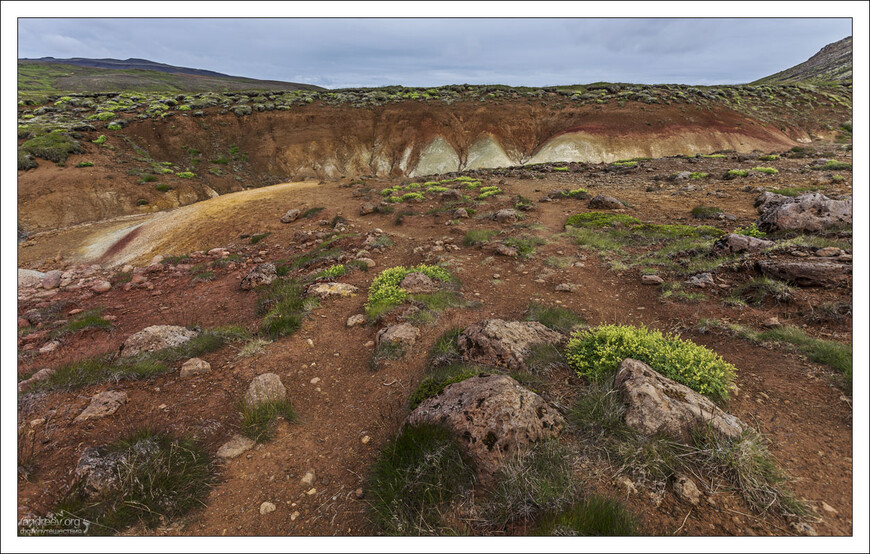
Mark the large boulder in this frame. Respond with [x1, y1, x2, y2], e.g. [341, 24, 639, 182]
[244, 373, 286, 407]
[712, 233, 774, 255]
[120, 325, 198, 358]
[756, 258, 850, 287]
[407, 374, 564, 481]
[41, 270, 63, 290]
[280, 209, 301, 223]
[240, 263, 277, 290]
[399, 272, 441, 294]
[614, 359, 744, 444]
[756, 192, 852, 232]
[457, 319, 564, 370]
[18, 269, 45, 289]
[75, 391, 128, 422]
[376, 323, 421, 347]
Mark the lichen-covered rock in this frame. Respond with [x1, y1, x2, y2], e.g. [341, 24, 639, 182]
[756, 192, 852, 232]
[495, 244, 518, 257]
[359, 202, 376, 215]
[756, 258, 850, 287]
[120, 325, 198, 358]
[244, 373, 286, 408]
[216, 434, 255, 459]
[18, 269, 45, 289]
[240, 263, 277, 290]
[17, 368, 55, 393]
[376, 323, 421, 347]
[75, 391, 128, 422]
[307, 282, 359, 298]
[712, 233, 774, 255]
[614, 358, 744, 443]
[457, 319, 565, 370]
[280, 208, 301, 223]
[493, 209, 520, 223]
[399, 272, 441, 294]
[407, 374, 564, 481]
[180, 358, 211, 377]
[588, 195, 624, 209]
[75, 438, 160, 496]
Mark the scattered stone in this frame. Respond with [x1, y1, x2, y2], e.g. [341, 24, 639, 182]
[493, 209, 520, 223]
[672, 171, 692, 181]
[39, 341, 60, 354]
[361, 435, 371, 444]
[407, 374, 564, 482]
[685, 273, 715, 288]
[245, 373, 286, 407]
[346, 314, 366, 327]
[555, 283, 576, 292]
[259, 502, 276, 515]
[815, 247, 843, 257]
[208, 247, 228, 256]
[301, 470, 316, 486]
[712, 233, 774, 255]
[453, 208, 469, 219]
[17, 368, 55, 392]
[376, 323, 420, 347]
[180, 358, 211, 377]
[756, 192, 852, 232]
[120, 325, 199, 358]
[151, 254, 165, 265]
[130, 273, 148, 285]
[18, 269, 46, 288]
[673, 474, 701, 506]
[91, 280, 112, 293]
[763, 317, 782, 328]
[240, 263, 277, 290]
[41, 270, 63, 290]
[280, 209, 301, 223]
[75, 391, 128, 422]
[307, 282, 359, 298]
[18, 317, 30, 328]
[642, 274, 664, 285]
[457, 319, 565, 371]
[75, 446, 127, 496]
[359, 202, 376, 215]
[821, 501, 838, 514]
[217, 435, 255, 458]
[495, 244, 518, 257]
[588, 195, 624, 209]
[757, 258, 850, 287]
[615, 359, 744, 443]
[290, 511, 300, 521]
[789, 521, 818, 536]
[399, 272, 441, 294]
[355, 488, 365, 499]
[356, 257, 376, 268]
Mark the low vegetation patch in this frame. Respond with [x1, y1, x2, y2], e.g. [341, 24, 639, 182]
[20, 131, 82, 163]
[240, 398, 297, 443]
[565, 212, 639, 229]
[463, 229, 498, 246]
[258, 279, 316, 339]
[365, 265, 454, 319]
[249, 232, 271, 245]
[367, 423, 476, 535]
[660, 282, 708, 303]
[734, 223, 766, 238]
[724, 169, 749, 179]
[730, 277, 792, 306]
[534, 495, 638, 536]
[752, 166, 778, 175]
[46, 429, 214, 535]
[690, 205, 724, 219]
[526, 302, 586, 334]
[565, 324, 736, 401]
[503, 235, 546, 258]
[810, 160, 851, 171]
[49, 309, 112, 339]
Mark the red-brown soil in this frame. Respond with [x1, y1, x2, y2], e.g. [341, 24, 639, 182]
[16, 149, 854, 538]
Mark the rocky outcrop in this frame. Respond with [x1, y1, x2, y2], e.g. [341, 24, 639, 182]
[75, 391, 128, 422]
[756, 258, 850, 287]
[756, 192, 852, 232]
[614, 358, 744, 444]
[376, 323, 421, 347]
[240, 263, 277, 290]
[407, 374, 564, 481]
[712, 233, 774, 255]
[18, 269, 45, 289]
[457, 319, 564, 370]
[120, 325, 198, 358]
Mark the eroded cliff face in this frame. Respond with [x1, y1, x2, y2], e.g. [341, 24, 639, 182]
[18, 95, 846, 233]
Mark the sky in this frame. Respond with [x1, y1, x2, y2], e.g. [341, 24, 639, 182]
[16, 17, 852, 88]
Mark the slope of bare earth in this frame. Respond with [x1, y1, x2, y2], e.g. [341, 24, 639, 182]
[17, 148, 852, 537]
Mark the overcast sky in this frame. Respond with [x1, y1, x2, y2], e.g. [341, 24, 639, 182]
[17, 18, 851, 88]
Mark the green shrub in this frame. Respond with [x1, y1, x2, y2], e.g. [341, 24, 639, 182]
[367, 423, 476, 535]
[565, 324, 737, 401]
[366, 265, 452, 318]
[176, 171, 195, 178]
[534, 496, 638, 536]
[76, 161, 94, 168]
[20, 131, 82, 163]
[565, 212, 639, 228]
[811, 160, 851, 171]
[700, 154, 727, 159]
[478, 187, 502, 199]
[734, 223, 766, 238]
[155, 184, 171, 192]
[752, 167, 778, 175]
[312, 263, 347, 280]
[95, 111, 116, 121]
[564, 188, 589, 198]
[611, 161, 637, 167]
[107, 124, 121, 131]
[689, 172, 709, 179]
[400, 192, 425, 202]
[724, 169, 748, 179]
[92, 135, 107, 145]
[47, 430, 214, 535]
[758, 154, 780, 161]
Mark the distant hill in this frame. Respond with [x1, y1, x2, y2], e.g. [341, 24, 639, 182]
[753, 36, 852, 84]
[18, 57, 323, 93]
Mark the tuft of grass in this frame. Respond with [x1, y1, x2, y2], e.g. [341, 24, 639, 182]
[724, 169, 748, 179]
[770, 186, 825, 197]
[758, 154, 780, 161]
[426, 326, 464, 368]
[311, 263, 347, 280]
[566, 227, 625, 253]
[526, 302, 585, 334]
[565, 212, 639, 229]
[367, 423, 476, 535]
[463, 229, 498, 246]
[237, 338, 272, 358]
[544, 256, 575, 269]
[409, 363, 483, 410]
[690, 205, 724, 219]
[752, 167, 778, 175]
[249, 232, 271, 245]
[301, 207, 325, 218]
[176, 171, 195, 178]
[534, 496, 638, 536]
[565, 324, 736, 402]
[660, 282, 708, 303]
[50, 309, 112, 339]
[239, 399, 297, 443]
[370, 340, 407, 370]
[730, 277, 792, 306]
[258, 279, 311, 339]
[45, 429, 215, 535]
[810, 160, 851, 171]
[480, 441, 576, 528]
[28, 356, 168, 393]
[689, 172, 709, 179]
[503, 236, 546, 259]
